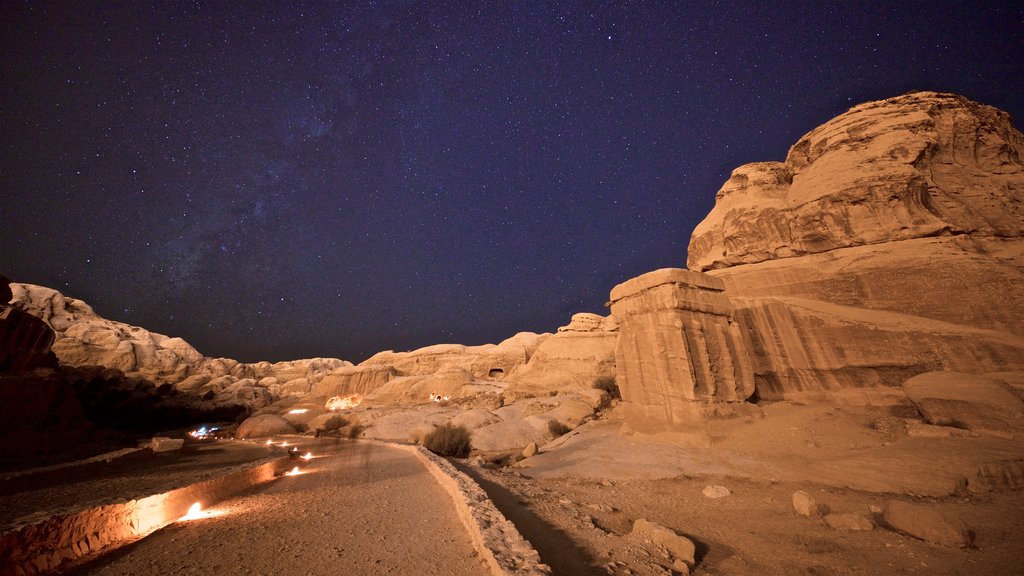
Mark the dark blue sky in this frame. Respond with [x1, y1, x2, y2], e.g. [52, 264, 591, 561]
[3, 1, 1023, 362]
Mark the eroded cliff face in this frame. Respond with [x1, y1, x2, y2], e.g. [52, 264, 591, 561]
[688, 91, 1024, 272]
[683, 92, 1024, 400]
[8, 283, 351, 409]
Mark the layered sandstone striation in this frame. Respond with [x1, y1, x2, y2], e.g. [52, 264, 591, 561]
[683, 92, 1024, 400]
[608, 269, 754, 429]
[689, 91, 1024, 273]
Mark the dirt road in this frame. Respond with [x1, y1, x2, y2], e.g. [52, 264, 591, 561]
[67, 441, 489, 576]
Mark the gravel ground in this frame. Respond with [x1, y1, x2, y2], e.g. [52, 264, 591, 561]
[64, 441, 489, 576]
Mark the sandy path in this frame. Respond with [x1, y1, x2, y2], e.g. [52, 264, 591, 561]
[68, 441, 489, 576]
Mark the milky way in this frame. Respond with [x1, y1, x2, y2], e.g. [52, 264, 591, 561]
[2, 1, 1022, 362]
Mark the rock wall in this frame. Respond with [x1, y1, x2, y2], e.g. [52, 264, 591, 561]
[733, 297, 1024, 401]
[683, 92, 1024, 401]
[608, 269, 754, 429]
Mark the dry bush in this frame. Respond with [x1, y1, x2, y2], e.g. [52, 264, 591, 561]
[347, 424, 365, 439]
[323, 415, 348, 431]
[424, 423, 472, 458]
[593, 375, 620, 399]
[548, 419, 571, 437]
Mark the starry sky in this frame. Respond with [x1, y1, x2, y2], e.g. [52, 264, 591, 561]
[2, 2, 1023, 363]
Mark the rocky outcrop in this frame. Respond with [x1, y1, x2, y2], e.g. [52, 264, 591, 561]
[312, 365, 396, 398]
[689, 91, 1024, 272]
[733, 297, 1024, 401]
[903, 371, 1024, 435]
[359, 332, 546, 380]
[1, 279, 56, 373]
[503, 313, 618, 400]
[9, 283, 351, 411]
[0, 277, 88, 464]
[608, 269, 755, 430]
[682, 92, 1024, 401]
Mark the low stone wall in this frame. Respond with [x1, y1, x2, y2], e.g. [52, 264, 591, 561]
[0, 455, 290, 575]
[396, 443, 551, 576]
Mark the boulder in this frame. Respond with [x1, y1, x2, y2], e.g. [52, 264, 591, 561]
[792, 490, 824, 517]
[629, 519, 696, 572]
[236, 414, 297, 439]
[522, 442, 538, 458]
[471, 416, 553, 452]
[702, 485, 731, 498]
[903, 371, 1024, 435]
[882, 500, 973, 547]
[359, 408, 452, 443]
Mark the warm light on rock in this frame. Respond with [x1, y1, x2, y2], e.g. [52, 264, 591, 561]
[287, 408, 309, 414]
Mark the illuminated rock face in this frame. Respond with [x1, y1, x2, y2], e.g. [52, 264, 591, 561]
[688, 91, 1024, 273]
[684, 92, 1024, 400]
[608, 268, 755, 429]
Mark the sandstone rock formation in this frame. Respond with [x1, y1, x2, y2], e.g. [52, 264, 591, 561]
[608, 268, 755, 429]
[882, 500, 973, 547]
[683, 92, 1024, 400]
[235, 414, 297, 438]
[9, 283, 351, 410]
[0, 277, 57, 373]
[903, 371, 1024, 435]
[503, 313, 618, 400]
[689, 91, 1024, 273]
[360, 331, 546, 379]
[0, 277, 88, 464]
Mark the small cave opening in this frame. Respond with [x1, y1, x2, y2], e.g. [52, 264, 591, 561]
[488, 368, 505, 379]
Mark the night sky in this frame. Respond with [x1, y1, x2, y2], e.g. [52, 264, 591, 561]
[3, 2, 1023, 363]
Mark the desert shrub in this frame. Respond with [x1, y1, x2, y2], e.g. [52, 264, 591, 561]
[423, 423, 472, 458]
[547, 419, 571, 437]
[347, 424, 365, 439]
[593, 375, 620, 399]
[292, 422, 308, 433]
[322, 415, 348, 431]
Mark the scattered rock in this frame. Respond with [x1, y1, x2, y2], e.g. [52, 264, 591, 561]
[792, 490, 825, 517]
[522, 442, 538, 458]
[587, 503, 616, 513]
[702, 485, 731, 499]
[824, 513, 873, 531]
[629, 519, 695, 572]
[882, 500, 973, 547]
